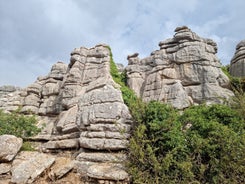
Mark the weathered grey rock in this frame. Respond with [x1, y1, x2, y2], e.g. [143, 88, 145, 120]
[0, 163, 11, 174]
[74, 152, 128, 182]
[0, 45, 132, 155]
[126, 26, 233, 109]
[0, 85, 20, 98]
[76, 152, 126, 163]
[0, 135, 22, 162]
[79, 138, 128, 150]
[56, 105, 79, 134]
[49, 157, 74, 180]
[230, 40, 245, 77]
[42, 139, 79, 150]
[0, 45, 132, 182]
[68, 46, 132, 151]
[87, 163, 129, 181]
[116, 63, 125, 73]
[0, 90, 23, 112]
[11, 152, 55, 184]
[48, 61, 68, 80]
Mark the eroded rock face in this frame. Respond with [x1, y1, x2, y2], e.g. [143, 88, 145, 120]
[0, 45, 131, 149]
[0, 86, 20, 99]
[0, 135, 22, 162]
[0, 44, 131, 183]
[126, 26, 233, 109]
[230, 40, 245, 77]
[11, 152, 55, 184]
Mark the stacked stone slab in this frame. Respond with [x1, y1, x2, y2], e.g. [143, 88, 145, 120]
[126, 26, 233, 109]
[0, 45, 131, 183]
[0, 85, 20, 98]
[230, 40, 245, 77]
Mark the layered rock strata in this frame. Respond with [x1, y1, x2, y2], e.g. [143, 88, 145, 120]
[0, 85, 20, 98]
[0, 45, 131, 183]
[126, 26, 233, 109]
[230, 40, 245, 77]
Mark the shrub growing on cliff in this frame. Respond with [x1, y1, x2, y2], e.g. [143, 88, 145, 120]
[108, 46, 138, 108]
[221, 64, 245, 91]
[0, 109, 40, 138]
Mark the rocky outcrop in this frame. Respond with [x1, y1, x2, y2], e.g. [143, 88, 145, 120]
[0, 44, 131, 183]
[0, 135, 22, 162]
[75, 152, 129, 183]
[230, 40, 245, 77]
[0, 86, 20, 98]
[0, 27, 236, 183]
[11, 152, 55, 184]
[126, 26, 233, 109]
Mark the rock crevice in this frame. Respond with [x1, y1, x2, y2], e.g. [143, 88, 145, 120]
[126, 26, 233, 109]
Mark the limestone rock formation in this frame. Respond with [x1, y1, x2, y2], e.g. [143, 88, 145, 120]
[0, 27, 235, 182]
[0, 163, 11, 175]
[11, 152, 55, 184]
[116, 63, 125, 73]
[230, 40, 245, 77]
[0, 44, 131, 183]
[126, 26, 233, 109]
[0, 135, 22, 162]
[0, 85, 20, 98]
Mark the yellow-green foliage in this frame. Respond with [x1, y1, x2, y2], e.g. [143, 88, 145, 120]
[108, 46, 138, 110]
[221, 64, 245, 91]
[0, 108, 40, 138]
[20, 141, 35, 151]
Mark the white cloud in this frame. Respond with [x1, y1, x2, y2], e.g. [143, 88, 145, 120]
[0, 0, 245, 86]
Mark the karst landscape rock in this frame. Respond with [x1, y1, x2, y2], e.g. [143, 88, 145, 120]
[126, 26, 233, 109]
[0, 26, 239, 183]
[230, 40, 245, 77]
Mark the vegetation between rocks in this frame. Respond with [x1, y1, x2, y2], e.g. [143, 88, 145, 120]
[109, 49, 245, 183]
[0, 108, 40, 151]
[0, 108, 40, 138]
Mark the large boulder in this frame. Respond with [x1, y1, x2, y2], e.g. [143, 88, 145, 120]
[0, 135, 22, 162]
[230, 40, 245, 77]
[11, 152, 55, 184]
[75, 152, 129, 183]
[126, 26, 233, 109]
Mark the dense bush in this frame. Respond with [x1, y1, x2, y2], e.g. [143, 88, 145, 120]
[128, 103, 245, 184]
[110, 49, 245, 183]
[179, 104, 245, 183]
[127, 101, 192, 184]
[0, 108, 40, 138]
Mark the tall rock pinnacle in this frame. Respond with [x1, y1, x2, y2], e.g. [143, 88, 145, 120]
[230, 40, 245, 77]
[126, 26, 233, 109]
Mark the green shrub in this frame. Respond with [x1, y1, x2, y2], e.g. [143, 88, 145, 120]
[127, 101, 194, 184]
[20, 141, 35, 151]
[179, 104, 245, 183]
[221, 64, 245, 91]
[128, 103, 245, 183]
[109, 48, 245, 183]
[231, 90, 245, 120]
[0, 108, 40, 138]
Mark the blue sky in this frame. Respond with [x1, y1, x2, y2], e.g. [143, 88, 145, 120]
[0, 0, 244, 87]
